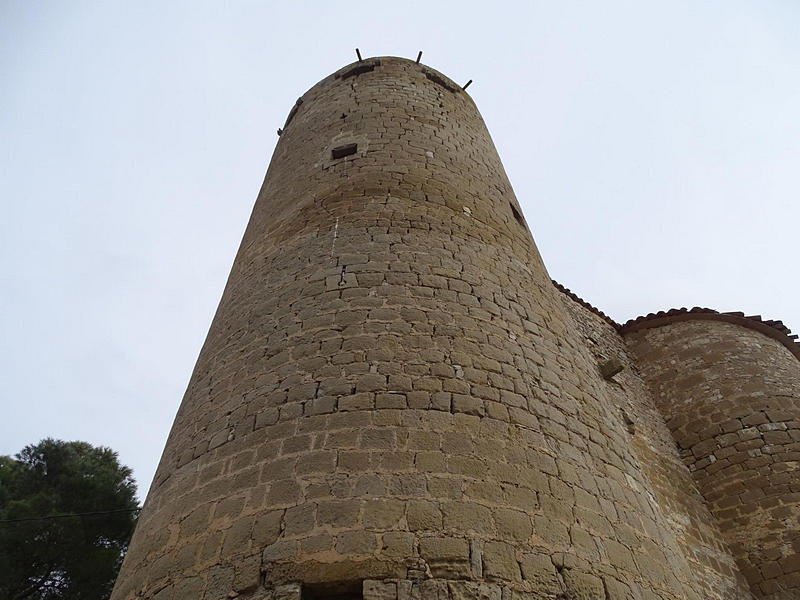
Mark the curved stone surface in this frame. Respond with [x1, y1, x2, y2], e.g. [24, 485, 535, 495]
[626, 319, 800, 599]
[621, 308, 800, 361]
[112, 58, 754, 600]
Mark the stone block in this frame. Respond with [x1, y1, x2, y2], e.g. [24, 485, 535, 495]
[442, 501, 493, 534]
[204, 565, 234, 600]
[407, 500, 442, 531]
[519, 553, 561, 594]
[363, 580, 397, 600]
[357, 373, 387, 392]
[483, 541, 521, 582]
[172, 577, 203, 598]
[363, 499, 405, 529]
[336, 530, 377, 554]
[452, 394, 485, 417]
[419, 536, 471, 578]
[381, 531, 415, 559]
[562, 569, 605, 599]
[317, 500, 360, 528]
[602, 577, 634, 599]
[283, 504, 316, 536]
[221, 516, 254, 558]
[448, 581, 503, 600]
[534, 514, 570, 547]
[253, 510, 283, 547]
[267, 480, 301, 506]
[233, 553, 261, 592]
[493, 508, 532, 541]
[274, 583, 302, 600]
[300, 533, 333, 554]
[262, 540, 297, 563]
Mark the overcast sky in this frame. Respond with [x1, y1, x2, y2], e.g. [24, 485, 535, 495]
[2, 1, 799, 500]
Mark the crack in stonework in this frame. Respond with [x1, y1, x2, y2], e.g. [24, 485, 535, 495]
[330, 216, 339, 260]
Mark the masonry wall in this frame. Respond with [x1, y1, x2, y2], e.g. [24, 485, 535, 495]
[625, 319, 800, 600]
[113, 58, 754, 600]
[562, 300, 753, 599]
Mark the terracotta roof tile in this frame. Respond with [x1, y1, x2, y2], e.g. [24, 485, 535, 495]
[620, 307, 800, 361]
[550, 281, 800, 361]
[550, 280, 619, 328]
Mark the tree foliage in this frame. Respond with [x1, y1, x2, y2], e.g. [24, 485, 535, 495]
[0, 439, 140, 600]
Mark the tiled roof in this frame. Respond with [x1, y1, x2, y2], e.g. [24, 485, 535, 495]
[551, 281, 800, 360]
[550, 280, 620, 328]
[619, 307, 800, 360]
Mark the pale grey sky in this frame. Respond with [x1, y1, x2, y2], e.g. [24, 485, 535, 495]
[2, 1, 798, 500]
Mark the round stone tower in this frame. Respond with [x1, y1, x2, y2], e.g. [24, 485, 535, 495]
[112, 58, 751, 600]
[624, 313, 800, 600]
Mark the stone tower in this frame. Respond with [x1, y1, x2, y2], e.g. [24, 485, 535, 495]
[112, 57, 799, 600]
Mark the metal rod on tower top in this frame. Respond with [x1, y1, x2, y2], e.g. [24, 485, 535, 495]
[463, 80, 473, 90]
[416, 51, 422, 64]
[355, 48, 362, 61]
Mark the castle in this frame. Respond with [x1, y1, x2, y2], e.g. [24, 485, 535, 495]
[112, 57, 800, 600]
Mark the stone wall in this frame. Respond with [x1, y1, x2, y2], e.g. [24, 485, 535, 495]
[562, 298, 752, 598]
[625, 318, 800, 599]
[111, 58, 773, 600]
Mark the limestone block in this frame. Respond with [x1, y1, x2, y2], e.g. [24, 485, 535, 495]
[562, 569, 606, 599]
[483, 541, 521, 582]
[419, 537, 471, 578]
[519, 554, 562, 595]
[273, 583, 301, 600]
[363, 580, 397, 600]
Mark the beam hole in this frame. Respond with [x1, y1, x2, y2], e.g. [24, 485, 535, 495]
[510, 203, 526, 227]
[332, 143, 358, 160]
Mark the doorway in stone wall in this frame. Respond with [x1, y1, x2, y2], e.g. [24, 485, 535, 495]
[301, 581, 362, 600]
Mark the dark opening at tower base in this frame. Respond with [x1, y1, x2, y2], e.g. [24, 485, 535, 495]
[301, 581, 362, 600]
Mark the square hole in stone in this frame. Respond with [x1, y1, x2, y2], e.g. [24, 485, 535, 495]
[332, 143, 358, 160]
[510, 203, 526, 227]
[425, 71, 457, 93]
[339, 61, 379, 79]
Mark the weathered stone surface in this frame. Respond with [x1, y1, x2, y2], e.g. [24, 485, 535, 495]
[109, 56, 789, 600]
[562, 569, 605, 599]
[232, 553, 261, 592]
[407, 500, 442, 531]
[273, 583, 301, 600]
[419, 537, 471, 578]
[626, 318, 800, 597]
[363, 580, 397, 600]
[519, 554, 561, 595]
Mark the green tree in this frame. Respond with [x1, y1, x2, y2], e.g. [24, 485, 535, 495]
[0, 439, 140, 600]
